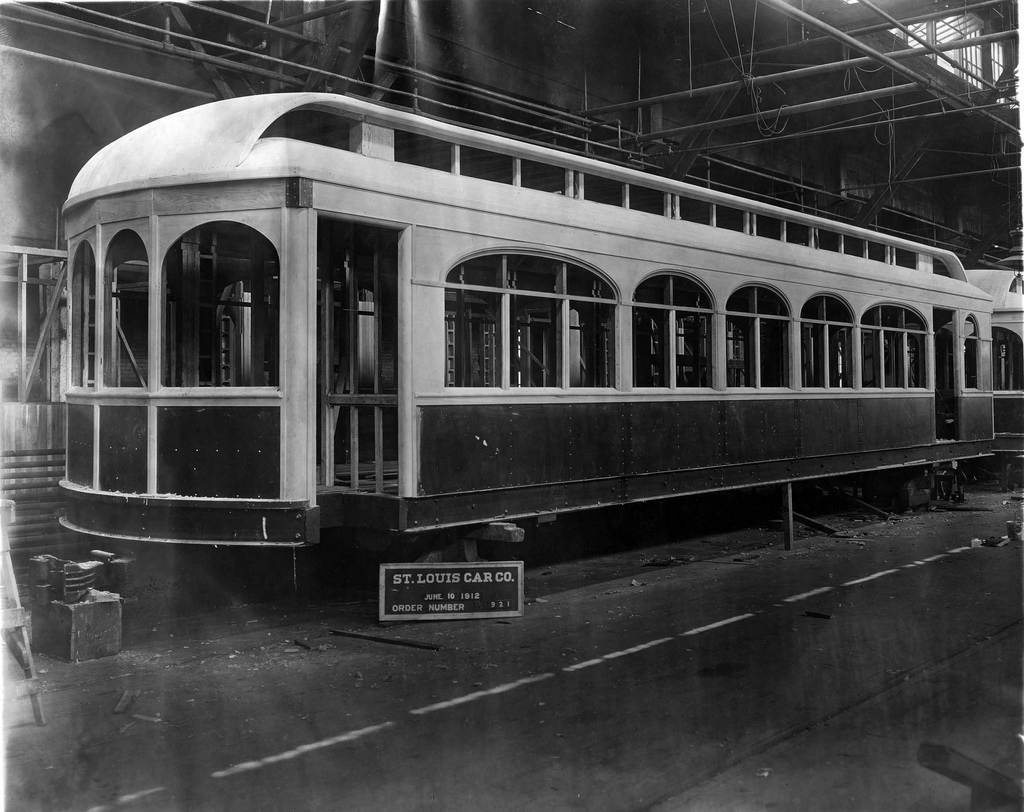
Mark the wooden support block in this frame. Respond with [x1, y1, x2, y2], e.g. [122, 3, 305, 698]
[463, 523, 526, 543]
[31, 592, 122, 662]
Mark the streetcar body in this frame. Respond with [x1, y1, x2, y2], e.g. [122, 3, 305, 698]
[60, 93, 994, 546]
[965, 268, 1023, 487]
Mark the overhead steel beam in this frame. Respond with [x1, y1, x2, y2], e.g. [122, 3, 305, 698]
[328, 4, 379, 94]
[855, 0, 999, 92]
[964, 216, 1010, 266]
[852, 130, 932, 227]
[191, 3, 318, 46]
[302, 11, 361, 91]
[757, 0, 1018, 137]
[665, 85, 744, 178]
[582, 30, 1015, 117]
[691, 0, 1011, 77]
[166, 5, 239, 98]
[274, 2, 363, 30]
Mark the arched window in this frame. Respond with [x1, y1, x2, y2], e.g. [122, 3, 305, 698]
[162, 222, 280, 387]
[993, 327, 1023, 390]
[800, 295, 853, 388]
[70, 241, 96, 387]
[963, 316, 979, 390]
[726, 286, 789, 388]
[861, 305, 926, 389]
[633, 273, 712, 388]
[445, 254, 615, 388]
[104, 230, 149, 388]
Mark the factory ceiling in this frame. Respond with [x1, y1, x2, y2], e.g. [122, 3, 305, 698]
[0, 0, 1019, 266]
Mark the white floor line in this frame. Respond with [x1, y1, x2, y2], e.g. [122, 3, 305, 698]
[680, 613, 757, 636]
[211, 722, 397, 778]
[600, 636, 675, 660]
[563, 657, 604, 672]
[116, 788, 167, 804]
[409, 673, 555, 716]
[841, 568, 901, 586]
[782, 586, 834, 603]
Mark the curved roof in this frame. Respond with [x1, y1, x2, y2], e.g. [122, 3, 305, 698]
[64, 93, 970, 285]
[66, 93, 385, 204]
[965, 269, 1024, 312]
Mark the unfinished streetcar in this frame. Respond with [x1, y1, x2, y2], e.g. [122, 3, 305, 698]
[59, 93, 994, 549]
[965, 268, 1023, 489]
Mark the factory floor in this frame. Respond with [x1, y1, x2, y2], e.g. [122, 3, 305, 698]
[4, 485, 1023, 812]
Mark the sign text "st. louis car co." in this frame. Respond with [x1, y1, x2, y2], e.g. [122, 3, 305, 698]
[379, 562, 524, 621]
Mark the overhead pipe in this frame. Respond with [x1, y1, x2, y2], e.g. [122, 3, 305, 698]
[840, 164, 1020, 192]
[582, 30, 1016, 117]
[696, 101, 1014, 155]
[637, 83, 920, 142]
[11, 4, 305, 85]
[757, 0, 1018, 137]
[0, 44, 216, 99]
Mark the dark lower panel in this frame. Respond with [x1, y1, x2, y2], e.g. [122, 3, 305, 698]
[61, 485, 318, 545]
[858, 396, 932, 449]
[98, 405, 147, 493]
[961, 396, 994, 442]
[626, 401, 721, 474]
[722, 399, 799, 464]
[994, 396, 1024, 437]
[156, 406, 280, 498]
[797, 398, 862, 457]
[418, 403, 624, 492]
[322, 439, 993, 533]
[418, 397, 938, 496]
[993, 435, 1024, 454]
[66, 404, 93, 487]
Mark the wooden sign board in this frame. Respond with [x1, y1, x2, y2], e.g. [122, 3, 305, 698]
[379, 561, 524, 622]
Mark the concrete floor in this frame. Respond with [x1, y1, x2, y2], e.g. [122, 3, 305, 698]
[4, 486, 1022, 812]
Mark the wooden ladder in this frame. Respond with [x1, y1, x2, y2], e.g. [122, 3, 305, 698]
[1, 501, 45, 725]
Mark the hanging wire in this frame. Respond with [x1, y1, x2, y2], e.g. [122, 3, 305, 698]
[687, 0, 692, 92]
[706, 4, 745, 74]
[727, 0, 746, 74]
